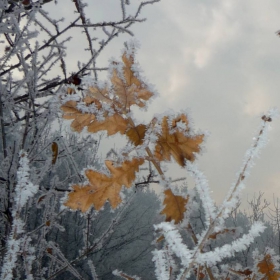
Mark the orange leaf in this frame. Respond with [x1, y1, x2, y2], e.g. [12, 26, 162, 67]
[154, 115, 204, 166]
[65, 158, 144, 212]
[257, 254, 280, 280]
[110, 52, 154, 110]
[87, 113, 128, 136]
[126, 124, 146, 146]
[160, 189, 189, 224]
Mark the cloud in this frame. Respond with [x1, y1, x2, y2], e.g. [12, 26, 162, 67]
[134, 0, 280, 206]
[43, 0, 280, 209]
[244, 88, 271, 116]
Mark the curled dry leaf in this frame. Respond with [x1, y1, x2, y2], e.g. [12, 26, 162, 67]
[64, 158, 144, 212]
[51, 142, 58, 165]
[154, 114, 204, 166]
[37, 195, 46, 204]
[160, 189, 189, 224]
[229, 268, 253, 278]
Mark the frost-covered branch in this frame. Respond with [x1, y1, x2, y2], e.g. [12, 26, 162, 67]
[1, 151, 38, 280]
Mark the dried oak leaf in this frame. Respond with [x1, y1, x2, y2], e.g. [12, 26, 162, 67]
[61, 97, 128, 135]
[257, 254, 280, 280]
[154, 115, 204, 166]
[160, 189, 189, 224]
[126, 124, 147, 146]
[111, 52, 154, 110]
[87, 113, 128, 136]
[88, 83, 111, 104]
[60, 100, 96, 132]
[65, 158, 144, 212]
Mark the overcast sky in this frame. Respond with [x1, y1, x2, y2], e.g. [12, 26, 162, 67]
[45, 0, 280, 209]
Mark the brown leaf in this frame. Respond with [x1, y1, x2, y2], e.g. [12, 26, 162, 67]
[66, 87, 76, 95]
[154, 115, 204, 166]
[229, 268, 253, 277]
[115, 271, 140, 280]
[88, 84, 111, 104]
[126, 124, 146, 146]
[37, 195, 46, 204]
[160, 189, 189, 224]
[65, 158, 144, 212]
[257, 254, 280, 280]
[46, 248, 52, 255]
[51, 142, 58, 165]
[60, 100, 95, 132]
[119, 273, 137, 280]
[193, 266, 206, 280]
[87, 114, 128, 136]
[110, 53, 154, 110]
[61, 97, 128, 135]
[156, 235, 164, 243]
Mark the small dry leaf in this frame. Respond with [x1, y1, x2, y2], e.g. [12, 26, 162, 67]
[66, 87, 76, 95]
[46, 248, 53, 255]
[238, 269, 253, 277]
[65, 158, 144, 212]
[229, 268, 253, 277]
[209, 228, 236, 240]
[154, 115, 204, 166]
[37, 195, 46, 204]
[257, 254, 280, 280]
[119, 272, 138, 280]
[156, 235, 164, 243]
[193, 266, 206, 280]
[45, 220, 51, 227]
[51, 142, 58, 165]
[126, 124, 146, 146]
[160, 189, 189, 224]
